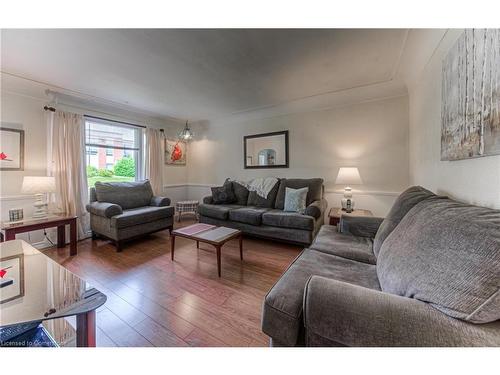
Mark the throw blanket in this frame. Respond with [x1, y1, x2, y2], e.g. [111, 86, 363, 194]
[234, 177, 279, 199]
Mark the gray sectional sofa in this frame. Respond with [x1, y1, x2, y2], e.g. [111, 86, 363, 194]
[198, 178, 328, 246]
[262, 186, 500, 346]
[86, 180, 174, 251]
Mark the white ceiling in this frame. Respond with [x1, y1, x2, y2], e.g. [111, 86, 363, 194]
[1, 29, 410, 121]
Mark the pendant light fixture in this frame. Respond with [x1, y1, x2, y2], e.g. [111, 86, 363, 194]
[178, 121, 194, 141]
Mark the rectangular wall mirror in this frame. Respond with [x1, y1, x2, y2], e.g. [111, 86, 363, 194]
[244, 130, 289, 169]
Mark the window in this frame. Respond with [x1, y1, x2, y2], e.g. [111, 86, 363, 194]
[84, 118, 143, 187]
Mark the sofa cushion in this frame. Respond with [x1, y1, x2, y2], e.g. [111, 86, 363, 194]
[111, 206, 174, 229]
[211, 180, 236, 204]
[262, 210, 315, 231]
[95, 180, 154, 210]
[377, 197, 500, 323]
[230, 180, 250, 205]
[198, 204, 243, 220]
[284, 187, 309, 213]
[373, 186, 437, 257]
[246, 180, 280, 208]
[275, 178, 324, 209]
[262, 249, 380, 346]
[228, 206, 270, 226]
[310, 224, 376, 264]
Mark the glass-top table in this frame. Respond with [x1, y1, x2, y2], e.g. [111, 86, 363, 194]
[0, 240, 106, 347]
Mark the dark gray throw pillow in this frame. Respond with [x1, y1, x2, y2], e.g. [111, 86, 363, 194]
[211, 181, 236, 204]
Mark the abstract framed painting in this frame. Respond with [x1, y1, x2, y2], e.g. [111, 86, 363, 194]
[0, 127, 25, 170]
[0, 253, 25, 304]
[165, 138, 187, 165]
[441, 29, 500, 161]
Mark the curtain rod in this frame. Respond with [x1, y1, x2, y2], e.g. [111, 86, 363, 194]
[43, 105, 161, 130]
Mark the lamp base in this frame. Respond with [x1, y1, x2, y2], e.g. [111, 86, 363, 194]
[32, 194, 49, 219]
[341, 198, 355, 213]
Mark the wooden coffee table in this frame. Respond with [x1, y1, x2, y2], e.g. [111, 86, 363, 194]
[170, 223, 243, 277]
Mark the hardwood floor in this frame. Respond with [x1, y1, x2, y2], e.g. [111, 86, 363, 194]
[43, 218, 301, 347]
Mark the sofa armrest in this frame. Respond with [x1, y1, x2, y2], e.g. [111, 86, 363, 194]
[150, 196, 171, 207]
[303, 276, 500, 347]
[339, 215, 384, 238]
[305, 199, 328, 219]
[86, 202, 123, 218]
[203, 195, 214, 204]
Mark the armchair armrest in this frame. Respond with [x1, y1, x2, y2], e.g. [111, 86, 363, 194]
[86, 201, 123, 218]
[203, 196, 214, 204]
[150, 196, 171, 207]
[339, 215, 384, 238]
[304, 276, 500, 347]
[305, 199, 328, 219]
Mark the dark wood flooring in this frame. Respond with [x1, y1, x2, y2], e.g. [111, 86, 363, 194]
[43, 218, 301, 347]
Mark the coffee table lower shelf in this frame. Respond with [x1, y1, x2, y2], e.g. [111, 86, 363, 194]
[170, 225, 243, 277]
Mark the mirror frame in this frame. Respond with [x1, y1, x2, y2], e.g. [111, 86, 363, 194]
[243, 130, 289, 169]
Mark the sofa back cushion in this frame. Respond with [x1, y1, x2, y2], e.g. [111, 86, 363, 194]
[275, 178, 324, 209]
[377, 197, 500, 323]
[373, 186, 436, 257]
[246, 179, 280, 208]
[230, 180, 250, 205]
[95, 180, 153, 210]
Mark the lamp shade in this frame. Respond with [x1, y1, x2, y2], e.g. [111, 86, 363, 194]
[335, 167, 362, 185]
[21, 176, 56, 194]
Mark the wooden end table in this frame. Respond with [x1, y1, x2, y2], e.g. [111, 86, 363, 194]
[328, 207, 373, 226]
[0, 215, 78, 256]
[171, 223, 243, 277]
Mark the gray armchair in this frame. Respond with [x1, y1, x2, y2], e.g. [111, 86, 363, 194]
[86, 180, 174, 251]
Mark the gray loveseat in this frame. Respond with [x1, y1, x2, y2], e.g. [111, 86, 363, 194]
[198, 178, 328, 246]
[262, 186, 500, 346]
[86, 180, 174, 251]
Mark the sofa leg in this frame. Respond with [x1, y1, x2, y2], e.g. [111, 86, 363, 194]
[168, 225, 173, 235]
[91, 231, 98, 240]
[115, 240, 123, 252]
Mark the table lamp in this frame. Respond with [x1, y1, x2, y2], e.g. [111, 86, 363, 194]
[335, 167, 362, 213]
[21, 176, 56, 218]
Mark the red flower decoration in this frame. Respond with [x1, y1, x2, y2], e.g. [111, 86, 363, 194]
[0, 152, 8, 160]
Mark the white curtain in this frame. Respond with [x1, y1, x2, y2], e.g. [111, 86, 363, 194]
[145, 128, 165, 196]
[48, 111, 90, 239]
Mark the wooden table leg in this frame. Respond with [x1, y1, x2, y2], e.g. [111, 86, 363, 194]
[239, 234, 243, 261]
[76, 310, 96, 347]
[5, 229, 16, 241]
[57, 225, 65, 248]
[216, 245, 221, 277]
[171, 234, 176, 261]
[69, 218, 77, 256]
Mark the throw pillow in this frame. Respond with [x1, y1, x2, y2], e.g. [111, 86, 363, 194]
[211, 181, 236, 204]
[283, 187, 309, 214]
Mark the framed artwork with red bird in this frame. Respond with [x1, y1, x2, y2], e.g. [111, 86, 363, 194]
[0, 126, 24, 171]
[0, 253, 25, 304]
[165, 138, 187, 165]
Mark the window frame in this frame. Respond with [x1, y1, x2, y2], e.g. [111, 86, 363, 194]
[84, 116, 144, 182]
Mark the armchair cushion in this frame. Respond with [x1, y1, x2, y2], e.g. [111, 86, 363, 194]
[304, 276, 500, 346]
[340, 216, 384, 238]
[150, 196, 171, 207]
[86, 201, 123, 218]
[94, 180, 154, 210]
[111, 206, 174, 229]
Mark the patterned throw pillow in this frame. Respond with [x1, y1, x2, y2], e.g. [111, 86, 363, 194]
[283, 187, 309, 214]
[211, 181, 236, 204]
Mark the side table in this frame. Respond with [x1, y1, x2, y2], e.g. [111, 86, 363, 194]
[328, 207, 373, 226]
[0, 215, 78, 256]
[175, 200, 199, 222]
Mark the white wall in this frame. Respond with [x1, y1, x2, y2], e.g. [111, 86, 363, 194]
[187, 95, 410, 216]
[406, 29, 500, 208]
